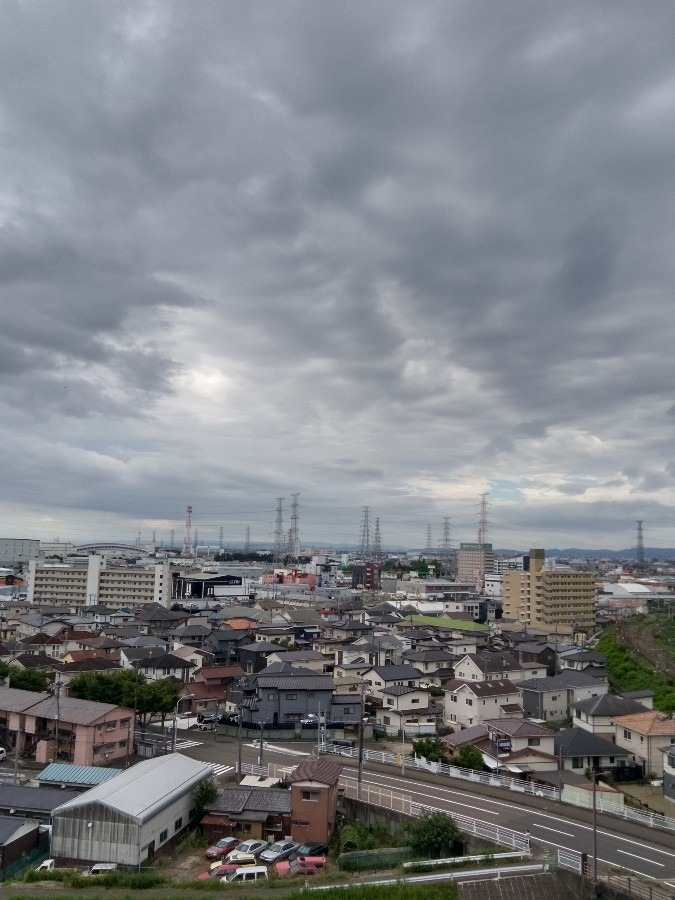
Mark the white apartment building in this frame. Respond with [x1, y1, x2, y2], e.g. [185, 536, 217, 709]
[26, 555, 171, 608]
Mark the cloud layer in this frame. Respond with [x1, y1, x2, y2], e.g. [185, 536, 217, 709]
[1, 1, 675, 551]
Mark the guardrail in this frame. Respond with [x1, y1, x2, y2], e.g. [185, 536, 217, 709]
[305, 863, 547, 890]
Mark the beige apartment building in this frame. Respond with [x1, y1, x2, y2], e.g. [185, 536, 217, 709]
[502, 549, 595, 631]
[26, 555, 171, 608]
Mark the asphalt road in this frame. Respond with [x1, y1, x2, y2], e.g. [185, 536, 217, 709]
[174, 728, 675, 889]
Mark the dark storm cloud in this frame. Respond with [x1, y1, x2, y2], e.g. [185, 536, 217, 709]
[1, 0, 674, 548]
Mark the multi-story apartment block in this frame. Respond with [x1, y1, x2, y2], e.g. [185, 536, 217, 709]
[502, 548, 595, 631]
[26, 556, 171, 609]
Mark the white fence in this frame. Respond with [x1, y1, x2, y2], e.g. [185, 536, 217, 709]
[322, 742, 675, 835]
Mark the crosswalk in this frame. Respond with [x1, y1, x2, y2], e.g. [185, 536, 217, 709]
[210, 763, 235, 778]
[174, 739, 203, 750]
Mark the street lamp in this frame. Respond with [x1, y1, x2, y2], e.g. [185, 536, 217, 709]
[257, 720, 266, 767]
[172, 694, 194, 753]
[591, 767, 610, 882]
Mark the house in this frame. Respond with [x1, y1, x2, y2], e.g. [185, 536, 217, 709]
[238, 641, 283, 674]
[123, 649, 195, 683]
[376, 685, 440, 736]
[361, 665, 424, 702]
[0, 784, 80, 821]
[452, 652, 546, 684]
[0, 687, 134, 767]
[266, 650, 326, 673]
[518, 671, 608, 722]
[286, 759, 343, 845]
[51, 754, 211, 866]
[612, 710, 675, 776]
[0, 817, 46, 873]
[444, 679, 523, 729]
[572, 694, 650, 738]
[400, 649, 457, 682]
[664, 745, 675, 805]
[554, 728, 632, 776]
[201, 786, 291, 843]
[244, 664, 337, 727]
[443, 718, 558, 774]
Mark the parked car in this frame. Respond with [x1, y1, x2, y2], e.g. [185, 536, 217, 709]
[197, 713, 216, 724]
[222, 866, 268, 884]
[275, 855, 327, 878]
[289, 842, 329, 860]
[197, 855, 257, 880]
[259, 840, 299, 863]
[0, 748, 6, 762]
[35, 859, 55, 872]
[225, 839, 269, 862]
[205, 837, 241, 859]
[82, 863, 118, 876]
[301, 714, 319, 726]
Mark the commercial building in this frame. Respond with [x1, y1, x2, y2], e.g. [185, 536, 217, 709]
[457, 543, 494, 589]
[0, 539, 40, 567]
[26, 555, 171, 608]
[501, 549, 596, 631]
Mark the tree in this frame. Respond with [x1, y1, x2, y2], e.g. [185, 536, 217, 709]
[69, 669, 145, 708]
[405, 811, 461, 857]
[192, 778, 218, 820]
[453, 744, 484, 771]
[8, 667, 50, 692]
[411, 736, 445, 762]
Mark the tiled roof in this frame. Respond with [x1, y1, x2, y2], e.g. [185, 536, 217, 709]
[286, 759, 343, 786]
[367, 665, 423, 680]
[555, 727, 631, 757]
[209, 786, 291, 814]
[612, 710, 675, 735]
[445, 678, 519, 696]
[572, 695, 648, 717]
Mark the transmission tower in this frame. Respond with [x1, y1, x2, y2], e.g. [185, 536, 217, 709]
[359, 506, 371, 559]
[425, 525, 433, 556]
[440, 517, 453, 574]
[136, 531, 141, 547]
[182, 505, 193, 557]
[636, 520, 645, 568]
[273, 498, 285, 562]
[193, 528, 199, 555]
[170, 529, 175, 551]
[244, 526, 250, 554]
[477, 492, 491, 544]
[219, 526, 224, 550]
[373, 517, 382, 560]
[288, 493, 301, 561]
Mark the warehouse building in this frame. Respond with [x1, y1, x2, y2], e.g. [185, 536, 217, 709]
[51, 754, 211, 866]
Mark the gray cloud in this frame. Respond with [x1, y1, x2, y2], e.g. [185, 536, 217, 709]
[0, 1, 674, 550]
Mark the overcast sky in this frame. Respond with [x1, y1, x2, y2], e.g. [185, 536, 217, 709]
[1, 1, 675, 553]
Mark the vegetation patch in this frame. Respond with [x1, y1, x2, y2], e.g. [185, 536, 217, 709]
[596, 630, 675, 713]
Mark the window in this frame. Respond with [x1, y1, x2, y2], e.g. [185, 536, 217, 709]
[527, 738, 540, 747]
[623, 729, 632, 741]
[268, 693, 275, 700]
[572, 757, 582, 768]
[465, 698, 473, 706]
[451, 695, 457, 703]
[174, 818, 182, 831]
[383, 716, 390, 725]
[411, 698, 419, 704]
[160, 829, 168, 843]
[639, 736, 644, 743]
[301, 791, 319, 801]
[242, 823, 251, 834]
[285, 694, 297, 700]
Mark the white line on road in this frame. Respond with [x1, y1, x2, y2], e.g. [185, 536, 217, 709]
[531, 824, 574, 838]
[245, 743, 311, 756]
[616, 850, 664, 866]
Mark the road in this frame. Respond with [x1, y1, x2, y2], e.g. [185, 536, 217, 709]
[173, 727, 675, 889]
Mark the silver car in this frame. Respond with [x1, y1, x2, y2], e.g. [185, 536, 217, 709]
[259, 840, 299, 863]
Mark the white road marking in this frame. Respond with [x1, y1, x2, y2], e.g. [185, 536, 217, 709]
[211, 764, 235, 777]
[245, 743, 311, 756]
[531, 824, 574, 838]
[617, 850, 664, 866]
[174, 739, 203, 750]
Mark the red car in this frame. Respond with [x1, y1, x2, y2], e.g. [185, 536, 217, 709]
[205, 837, 241, 860]
[275, 855, 327, 878]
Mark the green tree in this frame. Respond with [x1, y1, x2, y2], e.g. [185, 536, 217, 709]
[137, 678, 182, 727]
[411, 736, 445, 762]
[192, 778, 218, 820]
[68, 669, 145, 708]
[8, 667, 50, 692]
[453, 744, 484, 771]
[405, 811, 461, 857]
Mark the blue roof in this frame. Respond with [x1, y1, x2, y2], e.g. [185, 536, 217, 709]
[37, 763, 122, 786]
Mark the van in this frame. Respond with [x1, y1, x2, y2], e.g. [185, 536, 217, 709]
[223, 866, 268, 884]
[82, 863, 118, 876]
[0, 748, 6, 762]
[35, 859, 55, 872]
